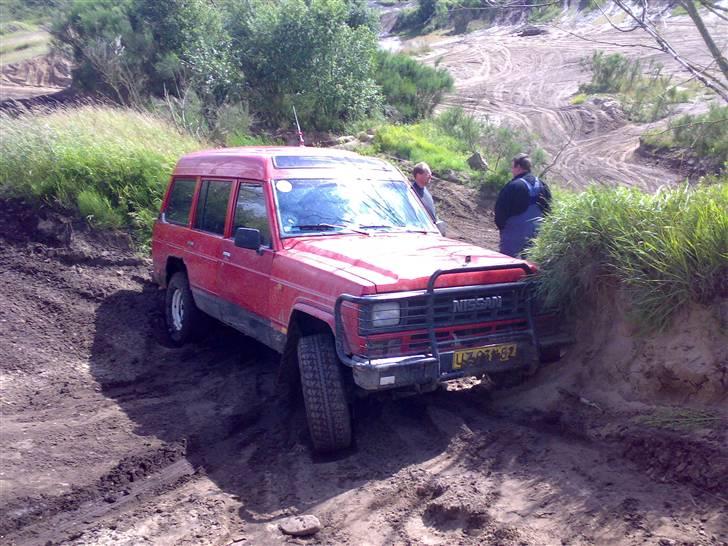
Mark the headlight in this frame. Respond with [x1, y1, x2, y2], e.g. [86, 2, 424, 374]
[371, 302, 400, 327]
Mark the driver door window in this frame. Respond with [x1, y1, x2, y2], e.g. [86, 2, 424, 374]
[233, 184, 272, 247]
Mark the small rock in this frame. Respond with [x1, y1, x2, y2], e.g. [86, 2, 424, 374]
[278, 514, 321, 537]
[104, 494, 117, 503]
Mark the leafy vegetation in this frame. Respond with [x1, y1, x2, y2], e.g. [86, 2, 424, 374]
[372, 107, 545, 191]
[579, 51, 690, 122]
[528, 182, 728, 330]
[0, 106, 204, 241]
[374, 50, 454, 122]
[641, 104, 728, 166]
[226, 0, 381, 132]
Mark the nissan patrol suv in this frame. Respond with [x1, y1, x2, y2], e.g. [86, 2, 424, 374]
[152, 147, 563, 452]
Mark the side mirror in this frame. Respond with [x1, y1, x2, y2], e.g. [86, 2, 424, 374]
[436, 220, 447, 237]
[234, 227, 262, 252]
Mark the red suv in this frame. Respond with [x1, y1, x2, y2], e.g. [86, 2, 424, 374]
[152, 147, 563, 452]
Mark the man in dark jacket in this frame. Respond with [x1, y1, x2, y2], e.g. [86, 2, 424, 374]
[494, 153, 551, 257]
[411, 162, 437, 222]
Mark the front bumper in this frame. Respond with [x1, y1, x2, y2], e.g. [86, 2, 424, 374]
[335, 264, 543, 391]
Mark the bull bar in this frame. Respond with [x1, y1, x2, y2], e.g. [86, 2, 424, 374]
[333, 264, 541, 390]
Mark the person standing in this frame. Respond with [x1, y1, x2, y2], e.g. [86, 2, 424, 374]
[411, 162, 437, 222]
[494, 153, 552, 257]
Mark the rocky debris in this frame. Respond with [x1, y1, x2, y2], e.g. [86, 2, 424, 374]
[278, 514, 321, 537]
[517, 25, 548, 37]
[467, 152, 488, 171]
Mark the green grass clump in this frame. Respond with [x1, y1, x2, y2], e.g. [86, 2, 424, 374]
[570, 93, 587, 105]
[372, 107, 545, 191]
[642, 104, 728, 166]
[0, 105, 205, 243]
[528, 182, 728, 331]
[579, 51, 690, 122]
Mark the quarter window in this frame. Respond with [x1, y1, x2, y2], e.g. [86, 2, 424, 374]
[165, 179, 196, 225]
[233, 184, 272, 247]
[194, 180, 232, 235]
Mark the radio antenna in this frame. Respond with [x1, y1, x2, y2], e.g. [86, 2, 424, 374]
[292, 105, 305, 147]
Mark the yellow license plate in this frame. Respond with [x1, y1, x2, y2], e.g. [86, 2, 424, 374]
[452, 343, 518, 369]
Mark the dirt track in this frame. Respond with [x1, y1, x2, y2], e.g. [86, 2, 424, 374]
[2, 198, 727, 546]
[420, 15, 727, 189]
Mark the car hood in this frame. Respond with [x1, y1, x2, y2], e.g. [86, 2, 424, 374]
[280, 233, 532, 293]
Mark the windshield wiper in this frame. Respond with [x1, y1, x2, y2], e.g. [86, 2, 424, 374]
[292, 223, 369, 235]
[358, 224, 396, 231]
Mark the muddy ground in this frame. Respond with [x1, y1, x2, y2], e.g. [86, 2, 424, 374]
[1, 197, 726, 546]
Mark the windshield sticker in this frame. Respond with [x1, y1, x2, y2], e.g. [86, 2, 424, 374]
[276, 180, 293, 193]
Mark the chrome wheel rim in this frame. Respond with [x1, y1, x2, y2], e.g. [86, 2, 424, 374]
[171, 289, 184, 331]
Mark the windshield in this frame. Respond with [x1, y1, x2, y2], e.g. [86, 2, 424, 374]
[273, 178, 437, 237]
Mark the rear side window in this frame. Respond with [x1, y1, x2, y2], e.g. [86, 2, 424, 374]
[165, 179, 196, 225]
[233, 184, 271, 247]
[194, 180, 233, 235]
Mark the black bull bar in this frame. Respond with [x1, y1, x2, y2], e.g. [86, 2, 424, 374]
[333, 264, 541, 389]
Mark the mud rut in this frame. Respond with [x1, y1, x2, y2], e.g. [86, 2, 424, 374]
[423, 18, 726, 189]
[1, 201, 726, 546]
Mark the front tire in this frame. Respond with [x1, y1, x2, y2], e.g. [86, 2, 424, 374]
[297, 333, 352, 453]
[165, 271, 203, 346]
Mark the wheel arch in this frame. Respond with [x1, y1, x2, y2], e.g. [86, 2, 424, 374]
[278, 309, 334, 388]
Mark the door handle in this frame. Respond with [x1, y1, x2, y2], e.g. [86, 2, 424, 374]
[222, 251, 231, 258]
[186, 240, 195, 247]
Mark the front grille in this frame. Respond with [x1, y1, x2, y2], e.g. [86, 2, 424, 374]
[359, 284, 530, 336]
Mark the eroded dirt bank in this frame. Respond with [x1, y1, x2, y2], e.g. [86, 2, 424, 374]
[1, 199, 726, 546]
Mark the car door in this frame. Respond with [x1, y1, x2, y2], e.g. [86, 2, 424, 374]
[218, 181, 277, 346]
[185, 178, 234, 320]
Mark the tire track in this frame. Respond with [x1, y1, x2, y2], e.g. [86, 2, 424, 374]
[421, 20, 726, 189]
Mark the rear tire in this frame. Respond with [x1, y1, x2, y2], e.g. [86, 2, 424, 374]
[165, 271, 203, 346]
[297, 333, 352, 452]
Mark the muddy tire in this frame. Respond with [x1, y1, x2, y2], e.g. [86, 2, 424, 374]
[539, 345, 562, 363]
[297, 333, 352, 453]
[165, 272, 203, 347]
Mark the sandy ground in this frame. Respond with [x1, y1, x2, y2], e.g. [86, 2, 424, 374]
[1, 197, 726, 546]
[417, 13, 727, 189]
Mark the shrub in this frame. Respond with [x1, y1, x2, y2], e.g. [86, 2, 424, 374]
[643, 105, 728, 166]
[227, 0, 381, 132]
[0, 105, 204, 243]
[579, 51, 690, 122]
[375, 50, 454, 122]
[528, 182, 728, 330]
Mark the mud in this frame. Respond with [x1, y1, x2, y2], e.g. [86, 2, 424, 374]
[1, 197, 727, 546]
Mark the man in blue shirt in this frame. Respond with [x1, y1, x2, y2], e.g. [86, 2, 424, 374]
[411, 162, 437, 222]
[494, 154, 552, 257]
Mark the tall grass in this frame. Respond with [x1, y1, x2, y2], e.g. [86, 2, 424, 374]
[528, 182, 728, 330]
[0, 105, 204, 242]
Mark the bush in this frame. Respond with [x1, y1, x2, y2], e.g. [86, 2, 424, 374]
[374, 50, 454, 122]
[373, 108, 545, 191]
[0, 105, 204, 242]
[642, 105, 728, 166]
[227, 0, 381, 132]
[528, 183, 728, 330]
[579, 51, 690, 122]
